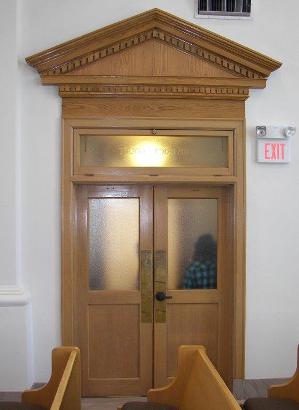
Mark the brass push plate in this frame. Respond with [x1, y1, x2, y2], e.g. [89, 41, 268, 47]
[141, 250, 153, 323]
[154, 250, 167, 323]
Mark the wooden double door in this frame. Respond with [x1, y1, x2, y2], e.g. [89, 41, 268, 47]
[75, 184, 233, 396]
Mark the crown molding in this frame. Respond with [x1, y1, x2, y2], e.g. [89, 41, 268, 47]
[26, 9, 281, 80]
[41, 75, 266, 100]
[59, 83, 249, 100]
[32, 28, 262, 80]
[41, 75, 266, 88]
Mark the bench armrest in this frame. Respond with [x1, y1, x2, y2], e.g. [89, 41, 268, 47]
[269, 345, 299, 402]
[22, 347, 81, 410]
[147, 346, 202, 408]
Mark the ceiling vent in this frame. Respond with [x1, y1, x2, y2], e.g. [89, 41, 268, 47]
[196, 0, 251, 18]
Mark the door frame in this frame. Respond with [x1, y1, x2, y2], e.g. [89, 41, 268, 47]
[61, 117, 245, 381]
[26, 7, 281, 391]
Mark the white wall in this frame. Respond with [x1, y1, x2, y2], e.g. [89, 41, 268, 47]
[0, 0, 33, 390]
[1, 0, 299, 387]
[0, 0, 18, 287]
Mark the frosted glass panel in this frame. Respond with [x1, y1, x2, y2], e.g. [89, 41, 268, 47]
[89, 198, 139, 290]
[80, 135, 227, 168]
[168, 199, 217, 290]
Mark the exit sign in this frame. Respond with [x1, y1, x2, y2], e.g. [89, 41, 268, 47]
[257, 139, 290, 163]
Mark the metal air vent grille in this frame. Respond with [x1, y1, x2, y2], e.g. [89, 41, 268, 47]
[197, 0, 251, 18]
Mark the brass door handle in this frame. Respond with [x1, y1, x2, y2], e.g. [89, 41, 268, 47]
[155, 291, 172, 302]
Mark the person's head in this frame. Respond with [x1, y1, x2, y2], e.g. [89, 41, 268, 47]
[193, 234, 217, 262]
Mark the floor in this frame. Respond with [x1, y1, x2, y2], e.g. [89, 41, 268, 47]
[0, 395, 146, 410]
[233, 378, 287, 400]
[80, 379, 288, 410]
[0, 378, 288, 410]
[82, 397, 146, 410]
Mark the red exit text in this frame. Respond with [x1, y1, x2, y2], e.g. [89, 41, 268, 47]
[257, 140, 290, 163]
[264, 143, 285, 160]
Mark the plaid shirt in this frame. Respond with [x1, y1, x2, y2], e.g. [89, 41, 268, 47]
[183, 260, 217, 289]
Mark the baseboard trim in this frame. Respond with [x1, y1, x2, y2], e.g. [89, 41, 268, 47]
[0, 392, 22, 401]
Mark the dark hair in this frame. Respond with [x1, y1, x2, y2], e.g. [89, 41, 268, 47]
[192, 234, 217, 262]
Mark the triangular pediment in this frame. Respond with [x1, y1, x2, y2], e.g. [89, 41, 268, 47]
[26, 9, 281, 99]
[68, 39, 236, 78]
[26, 9, 281, 79]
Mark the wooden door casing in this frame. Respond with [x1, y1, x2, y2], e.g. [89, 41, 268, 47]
[27, 10, 281, 392]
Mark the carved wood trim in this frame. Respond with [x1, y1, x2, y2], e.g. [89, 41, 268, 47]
[26, 9, 282, 81]
[24, 9, 282, 390]
[46, 28, 262, 80]
[41, 75, 266, 89]
[43, 75, 259, 100]
[59, 83, 249, 100]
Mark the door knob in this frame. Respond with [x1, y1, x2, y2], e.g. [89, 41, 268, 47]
[155, 291, 173, 302]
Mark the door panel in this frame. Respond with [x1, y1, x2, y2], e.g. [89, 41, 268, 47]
[88, 304, 140, 378]
[75, 185, 153, 396]
[154, 186, 232, 387]
[166, 303, 219, 376]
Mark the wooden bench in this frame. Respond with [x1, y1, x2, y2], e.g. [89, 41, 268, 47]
[120, 345, 241, 410]
[0, 347, 81, 410]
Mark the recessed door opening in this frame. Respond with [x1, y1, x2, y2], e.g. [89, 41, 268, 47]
[74, 184, 234, 396]
[27, 9, 281, 398]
